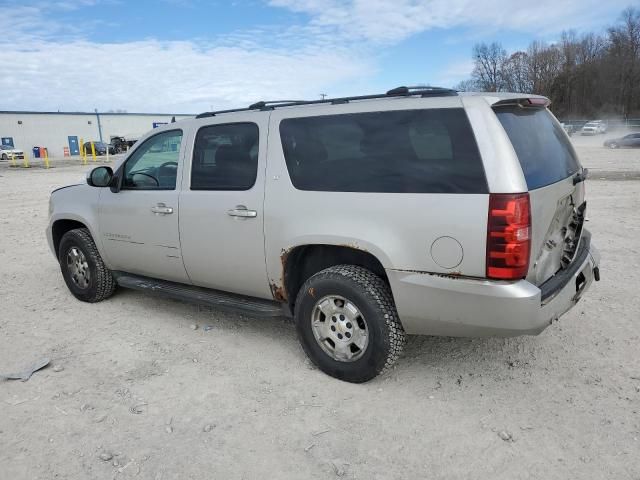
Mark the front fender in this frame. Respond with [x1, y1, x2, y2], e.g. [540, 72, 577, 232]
[47, 185, 108, 265]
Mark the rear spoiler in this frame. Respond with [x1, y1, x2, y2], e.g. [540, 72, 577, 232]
[492, 97, 551, 108]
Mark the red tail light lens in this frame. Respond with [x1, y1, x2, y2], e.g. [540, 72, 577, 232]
[486, 193, 531, 280]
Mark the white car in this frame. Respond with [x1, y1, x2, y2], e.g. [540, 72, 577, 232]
[0, 144, 25, 161]
[581, 120, 607, 135]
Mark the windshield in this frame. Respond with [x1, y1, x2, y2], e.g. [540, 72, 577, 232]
[495, 106, 580, 190]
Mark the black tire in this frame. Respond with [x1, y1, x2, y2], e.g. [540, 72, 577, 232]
[1, 154, 7, 161]
[609, 142, 619, 149]
[58, 228, 116, 303]
[294, 265, 405, 383]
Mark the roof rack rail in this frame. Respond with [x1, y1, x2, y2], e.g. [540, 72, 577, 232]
[248, 100, 306, 110]
[195, 86, 457, 118]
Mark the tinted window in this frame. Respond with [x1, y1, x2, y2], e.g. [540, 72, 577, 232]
[279, 109, 486, 193]
[123, 130, 182, 190]
[191, 123, 258, 190]
[496, 107, 580, 189]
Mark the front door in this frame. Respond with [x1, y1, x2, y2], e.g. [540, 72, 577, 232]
[68, 136, 80, 155]
[179, 117, 271, 298]
[97, 129, 190, 283]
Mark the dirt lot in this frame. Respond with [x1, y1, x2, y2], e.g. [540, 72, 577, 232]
[1, 143, 639, 479]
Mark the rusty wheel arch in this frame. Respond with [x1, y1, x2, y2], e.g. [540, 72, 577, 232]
[271, 244, 389, 307]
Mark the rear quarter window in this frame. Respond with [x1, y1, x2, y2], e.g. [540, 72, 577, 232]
[495, 107, 580, 190]
[279, 108, 487, 193]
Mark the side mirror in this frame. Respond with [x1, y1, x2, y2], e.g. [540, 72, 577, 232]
[87, 166, 113, 187]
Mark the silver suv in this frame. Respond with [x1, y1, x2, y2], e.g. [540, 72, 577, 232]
[47, 87, 600, 382]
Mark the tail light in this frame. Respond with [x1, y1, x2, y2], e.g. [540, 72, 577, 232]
[486, 193, 531, 280]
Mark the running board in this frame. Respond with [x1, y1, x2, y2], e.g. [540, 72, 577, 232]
[113, 273, 286, 317]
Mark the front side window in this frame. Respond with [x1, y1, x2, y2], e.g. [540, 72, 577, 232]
[191, 123, 258, 190]
[279, 109, 486, 193]
[123, 130, 182, 190]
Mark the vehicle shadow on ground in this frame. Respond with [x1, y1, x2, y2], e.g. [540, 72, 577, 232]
[114, 288, 542, 377]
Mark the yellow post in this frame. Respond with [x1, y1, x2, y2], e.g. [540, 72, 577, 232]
[22, 152, 30, 168]
[10, 152, 17, 167]
[91, 142, 96, 162]
[44, 148, 50, 169]
[80, 138, 86, 165]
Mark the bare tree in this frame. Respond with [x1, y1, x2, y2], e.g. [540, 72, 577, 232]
[456, 7, 640, 117]
[471, 42, 507, 92]
[502, 51, 531, 93]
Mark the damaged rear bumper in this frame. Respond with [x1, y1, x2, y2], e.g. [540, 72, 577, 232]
[387, 230, 600, 337]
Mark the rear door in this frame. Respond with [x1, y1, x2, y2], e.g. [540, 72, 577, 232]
[178, 114, 271, 299]
[494, 106, 584, 286]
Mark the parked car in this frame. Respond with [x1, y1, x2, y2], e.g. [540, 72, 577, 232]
[47, 87, 600, 383]
[603, 132, 640, 148]
[82, 141, 114, 156]
[0, 144, 25, 161]
[110, 136, 137, 154]
[581, 120, 607, 135]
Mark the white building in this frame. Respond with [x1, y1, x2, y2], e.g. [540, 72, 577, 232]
[0, 111, 194, 157]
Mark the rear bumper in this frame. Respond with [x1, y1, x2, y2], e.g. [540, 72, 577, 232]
[387, 233, 600, 337]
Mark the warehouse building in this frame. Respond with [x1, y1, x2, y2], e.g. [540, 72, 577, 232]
[0, 111, 193, 158]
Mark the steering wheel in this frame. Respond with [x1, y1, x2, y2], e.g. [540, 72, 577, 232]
[130, 171, 159, 187]
[158, 161, 178, 172]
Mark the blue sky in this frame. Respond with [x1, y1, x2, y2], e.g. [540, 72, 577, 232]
[0, 0, 633, 113]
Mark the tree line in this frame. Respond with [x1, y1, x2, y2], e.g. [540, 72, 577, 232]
[456, 7, 640, 119]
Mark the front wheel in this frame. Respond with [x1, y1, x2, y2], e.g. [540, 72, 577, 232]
[58, 228, 116, 303]
[294, 265, 405, 383]
[1, 154, 7, 161]
[608, 142, 619, 149]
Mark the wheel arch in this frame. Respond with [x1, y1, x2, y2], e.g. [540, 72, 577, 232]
[275, 244, 390, 308]
[52, 218, 90, 258]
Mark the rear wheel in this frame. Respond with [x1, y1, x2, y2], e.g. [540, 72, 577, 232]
[294, 265, 405, 383]
[1, 154, 7, 161]
[58, 228, 116, 303]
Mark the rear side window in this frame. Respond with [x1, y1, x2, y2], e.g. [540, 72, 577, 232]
[191, 123, 258, 190]
[495, 107, 580, 190]
[279, 108, 487, 193]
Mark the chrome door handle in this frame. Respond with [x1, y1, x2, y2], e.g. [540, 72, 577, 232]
[227, 205, 257, 218]
[151, 203, 173, 215]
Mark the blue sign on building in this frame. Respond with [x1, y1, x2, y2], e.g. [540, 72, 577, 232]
[152, 122, 168, 128]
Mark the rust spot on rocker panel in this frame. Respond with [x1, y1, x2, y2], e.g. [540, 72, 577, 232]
[396, 269, 466, 280]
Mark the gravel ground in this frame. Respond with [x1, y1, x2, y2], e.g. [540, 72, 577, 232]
[0, 142, 639, 479]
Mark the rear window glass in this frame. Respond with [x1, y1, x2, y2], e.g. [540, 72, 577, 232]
[279, 108, 487, 193]
[495, 107, 580, 189]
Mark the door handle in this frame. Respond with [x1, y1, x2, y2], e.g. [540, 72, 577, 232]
[227, 205, 257, 218]
[151, 203, 173, 215]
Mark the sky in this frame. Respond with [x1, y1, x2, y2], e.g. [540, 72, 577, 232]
[0, 0, 633, 113]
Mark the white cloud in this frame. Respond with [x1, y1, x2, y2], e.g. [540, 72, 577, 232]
[0, 1, 373, 112]
[269, 0, 631, 42]
[0, 0, 630, 112]
[0, 39, 372, 113]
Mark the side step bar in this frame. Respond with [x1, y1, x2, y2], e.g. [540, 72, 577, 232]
[113, 273, 287, 318]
